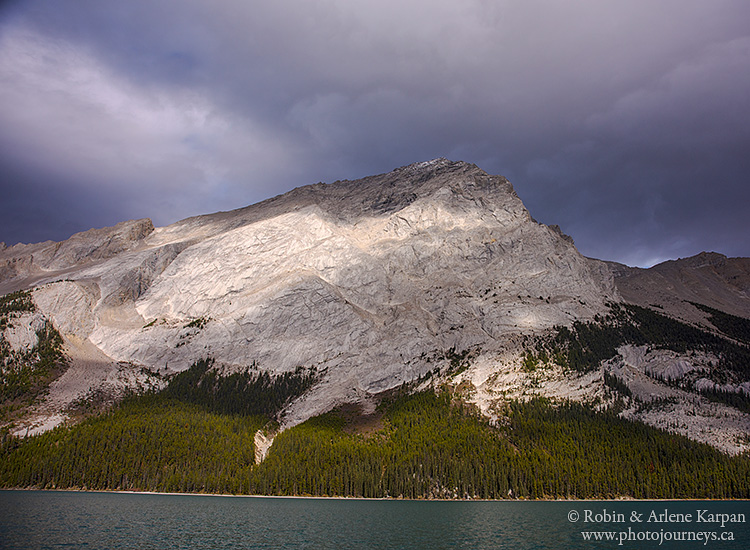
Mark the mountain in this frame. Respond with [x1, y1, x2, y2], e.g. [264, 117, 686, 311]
[2, 159, 749, 457]
[609, 252, 750, 325]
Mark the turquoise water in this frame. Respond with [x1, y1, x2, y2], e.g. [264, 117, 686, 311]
[1, 491, 749, 549]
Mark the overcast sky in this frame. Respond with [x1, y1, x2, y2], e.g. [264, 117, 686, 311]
[1, 1, 748, 267]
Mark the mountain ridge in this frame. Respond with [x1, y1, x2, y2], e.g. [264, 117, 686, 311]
[609, 252, 750, 324]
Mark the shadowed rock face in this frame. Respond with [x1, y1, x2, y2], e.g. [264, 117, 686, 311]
[0, 219, 155, 294]
[610, 252, 750, 326]
[1, 159, 620, 427]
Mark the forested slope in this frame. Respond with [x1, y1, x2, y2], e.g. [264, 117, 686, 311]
[2, 372, 749, 499]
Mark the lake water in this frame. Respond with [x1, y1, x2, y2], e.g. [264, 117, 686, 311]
[1, 490, 749, 549]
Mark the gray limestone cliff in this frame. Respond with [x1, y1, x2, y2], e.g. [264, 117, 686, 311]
[2, 159, 749, 452]
[1, 160, 617, 428]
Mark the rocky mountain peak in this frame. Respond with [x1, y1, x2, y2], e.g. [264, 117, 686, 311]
[4, 160, 750, 454]
[3, 160, 624, 432]
[296, 158, 511, 215]
[146, 159, 523, 250]
[396, 157, 474, 175]
[676, 251, 728, 268]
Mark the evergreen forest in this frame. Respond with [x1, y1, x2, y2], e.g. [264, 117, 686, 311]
[2, 300, 750, 499]
[2, 372, 749, 499]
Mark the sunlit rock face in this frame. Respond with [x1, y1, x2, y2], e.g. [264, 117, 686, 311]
[1, 159, 618, 426]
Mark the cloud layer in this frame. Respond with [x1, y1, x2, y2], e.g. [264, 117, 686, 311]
[1, 0, 749, 266]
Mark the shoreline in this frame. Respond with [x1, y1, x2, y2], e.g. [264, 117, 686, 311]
[2, 487, 747, 502]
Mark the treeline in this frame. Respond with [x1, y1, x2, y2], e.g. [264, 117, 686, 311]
[505, 398, 749, 499]
[689, 301, 750, 346]
[699, 386, 750, 413]
[1, 356, 319, 492]
[545, 303, 750, 380]
[160, 358, 319, 418]
[0, 397, 260, 494]
[249, 392, 750, 500]
[3, 385, 749, 499]
[0, 290, 35, 320]
[603, 370, 631, 397]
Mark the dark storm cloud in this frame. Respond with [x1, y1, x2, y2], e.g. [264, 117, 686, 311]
[1, 0, 749, 266]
